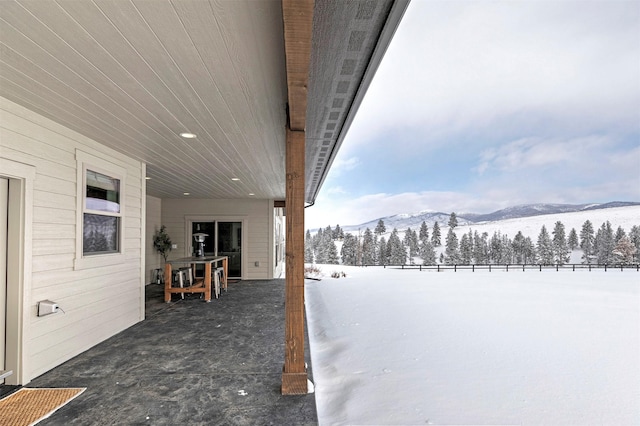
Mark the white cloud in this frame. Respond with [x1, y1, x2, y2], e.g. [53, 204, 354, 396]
[324, 186, 347, 195]
[475, 135, 613, 174]
[327, 156, 360, 176]
[342, 0, 640, 153]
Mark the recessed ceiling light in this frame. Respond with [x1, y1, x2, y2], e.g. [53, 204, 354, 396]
[183, 192, 190, 196]
[231, 178, 240, 181]
[145, 177, 151, 180]
[179, 132, 197, 139]
[249, 193, 255, 196]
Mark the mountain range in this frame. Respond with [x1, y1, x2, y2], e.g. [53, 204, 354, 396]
[338, 201, 640, 233]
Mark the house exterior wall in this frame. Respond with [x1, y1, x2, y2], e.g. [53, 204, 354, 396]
[162, 198, 280, 280]
[0, 97, 145, 383]
[145, 195, 163, 284]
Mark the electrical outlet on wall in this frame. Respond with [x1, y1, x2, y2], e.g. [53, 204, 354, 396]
[37, 300, 59, 317]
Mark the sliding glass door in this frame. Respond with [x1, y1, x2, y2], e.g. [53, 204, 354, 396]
[217, 222, 242, 277]
[190, 220, 242, 279]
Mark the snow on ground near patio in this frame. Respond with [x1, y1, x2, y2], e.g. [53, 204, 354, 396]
[305, 266, 639, 425]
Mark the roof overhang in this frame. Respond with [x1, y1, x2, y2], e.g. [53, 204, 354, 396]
[0, 0, 409, 202]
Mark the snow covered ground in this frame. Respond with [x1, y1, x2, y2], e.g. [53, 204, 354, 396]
[305, 265, 639, 425]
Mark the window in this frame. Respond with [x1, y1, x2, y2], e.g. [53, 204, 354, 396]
[75, 150, 126, 269]
[84, 170, 120, 255]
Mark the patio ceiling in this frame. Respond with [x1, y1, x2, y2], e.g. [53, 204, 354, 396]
[0, 0, 408, 204]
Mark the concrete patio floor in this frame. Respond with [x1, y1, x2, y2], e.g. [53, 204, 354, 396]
[19, 280, 318, 425]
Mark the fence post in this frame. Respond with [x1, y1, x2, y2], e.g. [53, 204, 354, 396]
[472, 265, 475, 272]
[489, 265, 491, 272]
[604, 264, 607, 272]
[506, 264, 509, 272]
[572, 264, 575, 271]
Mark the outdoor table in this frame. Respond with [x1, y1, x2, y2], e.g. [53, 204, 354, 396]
[164, 255, 228, 302]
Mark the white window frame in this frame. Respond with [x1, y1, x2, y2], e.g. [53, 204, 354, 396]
[74, 150, 126, 270]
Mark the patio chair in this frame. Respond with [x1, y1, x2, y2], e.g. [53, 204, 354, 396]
[216, 266, 226, 292]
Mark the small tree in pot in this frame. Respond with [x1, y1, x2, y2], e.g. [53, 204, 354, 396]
[153, 225, 172, 263]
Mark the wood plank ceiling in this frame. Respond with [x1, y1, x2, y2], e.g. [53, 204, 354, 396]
[0, 0, 408, 204]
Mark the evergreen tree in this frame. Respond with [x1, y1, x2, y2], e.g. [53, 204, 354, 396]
[489, 231, 503, 264]
[340, 233, 358, 265]
[537, 225, 554, 264]
[612, 236, 637, 264]
[448, 212, 458, 229]
[444, 228, 460, 265]
[403, 227, 419, 258]
[420, 239, 437, 265]
[354, 229, 363, 266]
[361, 228, 376, 265]
[567, 228, 579, 250]
[580, 220, 595, 263]
[473, 231, 489, 264]
[629, 225, 640, 262]
[305, 230, 314, 263]
[523, 237, 536, 264]
[334, 224, 344, 241]
[388, 228, 406, 265]
[595, 221, 615, 264]
[431, 221, 442, 247]
[552, 221, 570, 264]
[459, 232, 473, 264]
[513, 231, 526, 264]
[375, 219, 386, 236]
[418, 221, 429, 244]
[378, 237, 388, 265]
[614, 226, 626, 243]
[313, 228, 326, 263]
[324, 225, 333, 240]
[501, 234, 514, 264]
[325, 237, 339, 264]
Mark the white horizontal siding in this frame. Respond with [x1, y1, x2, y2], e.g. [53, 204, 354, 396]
[0, 96, 145, 383]
[162, 198, 275, 279]
[145, 196, 163, 284]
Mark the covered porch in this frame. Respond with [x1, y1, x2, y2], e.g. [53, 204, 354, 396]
[12, 281, 317, 425]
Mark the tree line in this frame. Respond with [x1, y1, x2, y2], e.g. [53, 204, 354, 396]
[305, 213, 640, 266]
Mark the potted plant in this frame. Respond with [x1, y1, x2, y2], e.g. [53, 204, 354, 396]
[153, 225, 172, 263]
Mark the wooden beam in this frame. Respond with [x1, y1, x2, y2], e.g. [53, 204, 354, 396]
[282, 0, 314, 131]
[282, 127, 308, 395]
[282, 0, 313, 396]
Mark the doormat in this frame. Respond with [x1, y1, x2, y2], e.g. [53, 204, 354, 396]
[0, 387, 86, 426]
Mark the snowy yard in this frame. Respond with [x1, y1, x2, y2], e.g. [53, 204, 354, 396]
[305, 266, 639, 425]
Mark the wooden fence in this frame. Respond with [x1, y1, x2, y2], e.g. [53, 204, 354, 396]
[360, 263, 640, 272]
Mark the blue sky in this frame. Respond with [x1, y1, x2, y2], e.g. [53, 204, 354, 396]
[306, 0, 640, 230]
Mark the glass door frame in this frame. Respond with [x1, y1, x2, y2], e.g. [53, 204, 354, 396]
[185, 216, 247, 280]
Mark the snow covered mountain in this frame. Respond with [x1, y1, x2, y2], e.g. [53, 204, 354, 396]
[461, 201, 640, 222]
[337, 201, 639, 233]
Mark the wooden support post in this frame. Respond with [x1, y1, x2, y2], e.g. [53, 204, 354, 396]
[282, 127, 308, 395]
